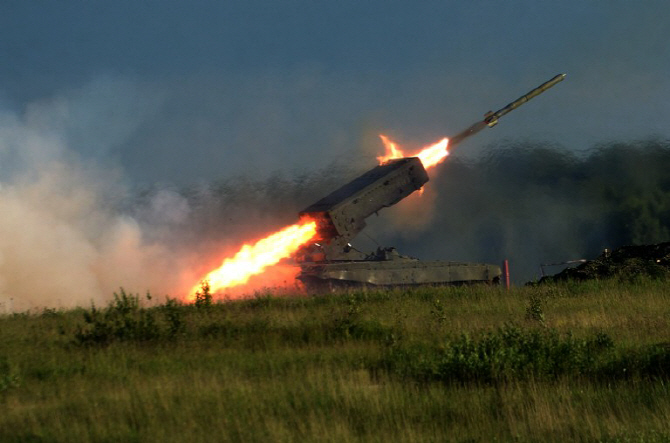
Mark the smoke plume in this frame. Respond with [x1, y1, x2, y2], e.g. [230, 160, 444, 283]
[0, 76, 356, 311]
[166, 138, 670, 289]
[369, 139, 670, 282]
[3, 74, 670, 312]
[0, 78, 214, 312]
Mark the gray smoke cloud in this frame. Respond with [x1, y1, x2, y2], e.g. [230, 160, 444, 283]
[0, 78, 198, 312]
[144, 136, 670, 291]
[3, 1, 670, 311]
[154, 137, 670, 290]
[0, 76, 367, 311]
[367, 139, 670, 283]
[2, 71, 670, 312]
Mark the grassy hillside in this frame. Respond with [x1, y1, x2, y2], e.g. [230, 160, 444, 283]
[1, 279, 670, 442]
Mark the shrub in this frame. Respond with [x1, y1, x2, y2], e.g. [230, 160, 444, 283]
[75, 289, 161, 345]
[525, 294, 545, 323]
[161, 297, 186, 338]
[381, 325, 618, 384]
[0, 356, 20, 394]
[194, 281, 213, 310]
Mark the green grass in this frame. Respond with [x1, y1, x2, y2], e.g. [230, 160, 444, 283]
[1, 280, 670, 442]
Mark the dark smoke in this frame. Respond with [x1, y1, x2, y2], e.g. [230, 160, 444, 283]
[372, 138, 670, 282]
[128, 158, 366, 282]
[163, 137, 670, 286]
[3, 80, 668, 311]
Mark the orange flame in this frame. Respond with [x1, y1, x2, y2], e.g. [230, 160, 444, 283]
[187, 134, 450, 300]
[188, 219, 317, 300]
[378, 135, 450, 169]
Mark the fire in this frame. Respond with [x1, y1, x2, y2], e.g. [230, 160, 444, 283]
[377, 135, 404, 164]
[188, 219, 317, 300]
[378, 135, 450, 169]
[187, 134, 450, 300]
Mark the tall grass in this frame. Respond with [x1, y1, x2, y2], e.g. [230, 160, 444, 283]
[1, 278, 670, 441]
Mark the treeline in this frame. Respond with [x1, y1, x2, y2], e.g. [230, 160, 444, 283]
[133, 138, 670, 281]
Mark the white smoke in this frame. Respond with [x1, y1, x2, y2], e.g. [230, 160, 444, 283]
[0, 78, 197, 311]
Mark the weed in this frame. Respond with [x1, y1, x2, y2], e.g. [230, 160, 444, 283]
[3, 279, 670, 441]
[381, 325, 623, 384]
[430, 299, 448, 325]
[245, 292, 275, 309]
[0, 356, 20, 394]
[346, 293, 360, 317]
[525, 294, 546, 324]
[75, 289, 161, 345]
[40, 307, 61, 318]
[194, 280, 213, 309]
[162, 297, 185, 338]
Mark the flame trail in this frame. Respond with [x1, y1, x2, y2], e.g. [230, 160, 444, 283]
[187, 75, 569, 299]
[188, 135, 450, 300]
[188, 219, 317, 300]
[378, 135, 450, 169]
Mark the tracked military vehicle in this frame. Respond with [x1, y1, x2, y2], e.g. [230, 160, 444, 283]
[295, 74, 566, 289]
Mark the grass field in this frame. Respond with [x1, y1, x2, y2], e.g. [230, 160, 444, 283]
[1, 278, 670, 442]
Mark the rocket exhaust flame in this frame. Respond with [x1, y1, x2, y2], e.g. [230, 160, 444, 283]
[188, 130, 442, 300]
[189, 134, 463, 300]
[378, 74, 566, 170]
[376, 135, 404, 164]
[378, 135, 450, 169]
[188, 219, 317, 299]
[187, 74, 566, 300]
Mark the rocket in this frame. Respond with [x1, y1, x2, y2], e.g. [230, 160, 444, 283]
[449, 74, 567, 148]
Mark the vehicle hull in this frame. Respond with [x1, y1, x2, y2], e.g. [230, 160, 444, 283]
[298, 260, 501, 289]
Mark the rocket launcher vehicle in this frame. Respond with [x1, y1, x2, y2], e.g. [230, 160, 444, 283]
[296, 74, 566, 288]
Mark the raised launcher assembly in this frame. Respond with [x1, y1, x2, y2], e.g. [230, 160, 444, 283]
[295, 74, 566, 289]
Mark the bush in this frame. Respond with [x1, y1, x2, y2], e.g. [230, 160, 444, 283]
[381, 325, 619, 384]
[75, 289, 162, 345]
[194, 281, 213, 310]
[0, 356, 20, 394]
[525, 294, 546, 323]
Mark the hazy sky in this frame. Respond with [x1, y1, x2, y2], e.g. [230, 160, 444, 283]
[2, 1, 670, 307]
[2, 1, 669, 184]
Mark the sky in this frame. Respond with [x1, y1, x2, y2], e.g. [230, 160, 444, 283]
[2, 1, 669, 183]
[1, 1, 669, 308]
